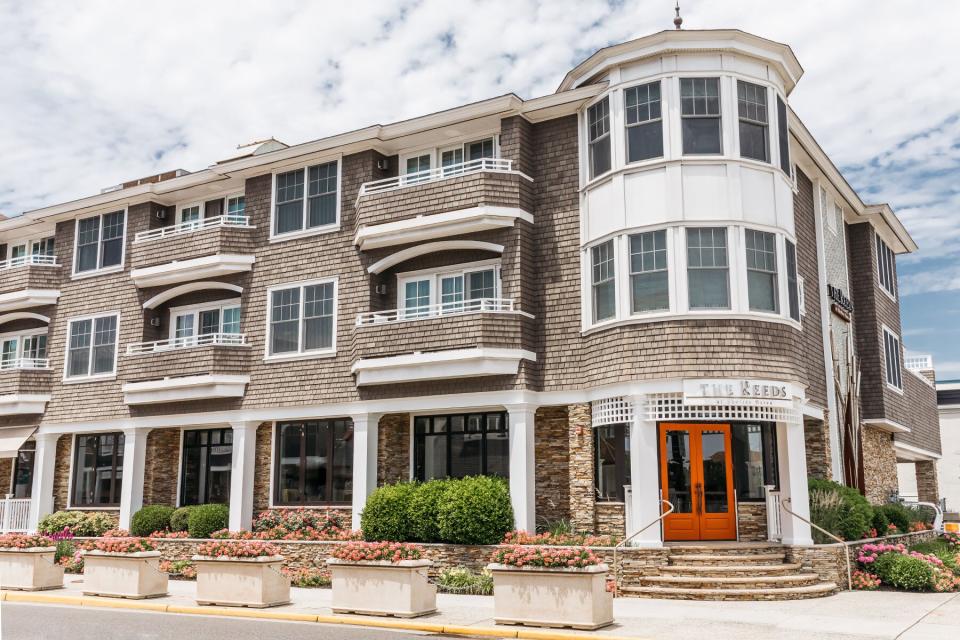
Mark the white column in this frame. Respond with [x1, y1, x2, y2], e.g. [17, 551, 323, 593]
[350, 413, 379, 531]
[27, 433, 59, 532]
[118, 427, 151, 531]
[777, 420, 814, 546]
[505, 404, 537, 532]
[628, 395, 663, 548]
[228, 422, 259, 531]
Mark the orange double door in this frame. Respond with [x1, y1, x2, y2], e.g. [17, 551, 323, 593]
[659, 423, 737, 541]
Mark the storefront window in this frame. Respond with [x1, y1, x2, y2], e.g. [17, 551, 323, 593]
[731, 423, 779, 500]
[274, 420, 353, 505]
[414, 412, 508, 481]
[595, 424, 631, 502]
[72, 432, 124, 507]
[180, 428, 233, 506]
[12, 440, 35, 499]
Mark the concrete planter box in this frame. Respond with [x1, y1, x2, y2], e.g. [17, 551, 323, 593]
[0, 547, 64, 591]
[192, 555, 290, 608]
[487, 563, 613, 630]
[327, 559, 436, 618]
[83, 551, 169, 599]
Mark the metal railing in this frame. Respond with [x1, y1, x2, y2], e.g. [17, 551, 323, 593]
[133, 215, 251, 243]
[0, 357, 50, 371]
[0, 495, 32, 533]
[356, 298, 516, 326]
[0, 254, 57, 270]
[357, 157, 514, 197]
[764, 485, 782, 542]
[780, 497, 852, 591]
[612, 499, 674, 597]
[900, 500, 944, 532]
[126, 332, 247, 355]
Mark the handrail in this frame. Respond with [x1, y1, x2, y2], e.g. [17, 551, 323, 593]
[133, 215, 251, 243]
[126, 332, 247, 355]
[0, 254, 58, 270]
[356, 298, 516, 326]
[357, 157, 514, 198]
[613, 499, 674, 597]
[0, 357, 49, 370]
[901, 500, 944, 532]
[781, 497, 852, 591]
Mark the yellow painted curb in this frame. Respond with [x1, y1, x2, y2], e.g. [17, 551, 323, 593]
[0, 591, 7, 601]
[4, 592, 85, 606]
[322, 614, 447, 633]
[166, 604, 318, 623]
[443, 623, 519, 637]
[82, 598, 170, 612]
[517, 632, 641, 640]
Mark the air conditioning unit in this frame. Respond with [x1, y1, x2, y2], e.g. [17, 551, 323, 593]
[374, 284, 387, 295]
[149, 317, 162, 327]
[376, 158, 389, 171]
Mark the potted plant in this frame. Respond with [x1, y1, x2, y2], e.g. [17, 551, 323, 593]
[0, 534, 64, 591]
[327, 541, 436, 617]
[487, 545, 613, 630]
[192, 540, 289, 608]
[82, 537, 168, 599]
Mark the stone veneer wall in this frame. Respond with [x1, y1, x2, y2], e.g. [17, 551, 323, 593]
[252, 423, 272, 514]
[737, 502, 768, 542]
[143, 428, 180, 506]
[862, 425, 898, 505]
[804, 417, 832, 480]
[567, 403, 595, 532]
[52, 434, 72, 512]
[915, 461, 940, 503]
[376, 413, 409, 486]
[595, 501, 625, 537]
[533, 406, 570, 527]
[0, 458, 12, 494]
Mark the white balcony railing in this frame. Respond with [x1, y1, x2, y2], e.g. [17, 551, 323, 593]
[0, 357, 49, 371]
[126, 332, 247, 355]
[356, 298, 515, 326]
[0, 496, 32, 533]
[357, 158, 514, 198]
[133, 215, 251, 243]
[0, 254, 58, 270]
[905, 354, 934, 371]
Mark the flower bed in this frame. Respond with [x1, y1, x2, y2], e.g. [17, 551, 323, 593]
[192, 540, 289, 608]
[502, 530, 618, 547]
[160, 559, 197, 580]
[327, 541, 435, 617]
[853, 535, 960, 592]
[82, 537, 168, 599]
[0, 534, 63, 591]
[330, 541, 423, 563]
[150, 530, 190, 539]
[282, 566, 330, 588]
[84, 537, 156, 554]
[492, 545, 603, 568]
[0, 534, 55, 550]
[195, 540, 281, 559]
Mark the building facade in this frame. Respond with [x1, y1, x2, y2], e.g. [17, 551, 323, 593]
[0, 29, 942, 546]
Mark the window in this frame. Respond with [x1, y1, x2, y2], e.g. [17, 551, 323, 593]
[268, 281, 335, 356]
[776, 96, 790, 173]
[399, 264, 500, 317]
[414, 413, 508, 481]
[876, 235, 897, 298]
[72, 432, 124, 507]
[273, 161, 338, 236]
[12, 440, 35, 499]
[737, 80, 769, 162]
[403, 279, 431, 317]
[179, 204, 201, 225]
[466, 138, 494, 162]
[75, 210, 125, 274]
[171, 303, 241, 343]
[441, 146, 464, 174]
[785, 240, 800, 321]
[591, 240, 616, 322]
[587, 97, 611, 178]
[0, 331, 47, 368]
[180, 428, 232, 506]
[405, 153, 431, 176]
[10, 243, 26, 260]
[274, 420, 353, 505]
[595, 423, 631, 502]
[745, 229, 778, 312]
[680, 78, 722, 154]
[66, 314, 118, 379]
[227, 195, 245, 217]
[31, 238, 54, 257]
[624, 81, 663, 162]
[883, 328, 903, 390]
[629, 230, 668, 313]
[687, 227, 729, 309]
[731, 423, 779, 500]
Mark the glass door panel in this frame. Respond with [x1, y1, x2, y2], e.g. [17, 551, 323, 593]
[664, 430, 692, 513]
[701, 430, 729, 513]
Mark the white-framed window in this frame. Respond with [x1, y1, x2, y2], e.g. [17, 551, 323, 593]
[882, 326, 903, 391]
[31, 238, 55, 257]
[398, 261, 501, 318]
[178, 203, 202, 225]
[65, 313, 119, 380]
[226, 195, 245, 217]
[876, 234, 897, 299]
[591, 240, 616, 322]
[170, 302, 241, 342]
[744, 228, 778, 313]
[785, 239, 800, 321]
[266, 279, 337, 358]
[587, 97, 611, 179]
[0, 329, 48, 369]
[687, 227, 730, 309]
[680, 77, 722, 155]
[3, 237, 54, 264]
[404, 153, 431, 183]
[73, 210, 126, 275]
[737, 80, 769, 163]
[628, 230, 668, 313]
[624, 81, 663, 163]
[776, 95, 790, 174]
[271, 160, 340, 239]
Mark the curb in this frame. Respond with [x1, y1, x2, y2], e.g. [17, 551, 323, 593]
[0, 590, 643, 639]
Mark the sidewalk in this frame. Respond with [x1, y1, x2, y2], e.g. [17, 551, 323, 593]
[2, 575, 958, 640]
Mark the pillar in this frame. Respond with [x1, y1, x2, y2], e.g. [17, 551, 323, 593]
[27, 433, 58, 532]
[776, 420, 814, 545]
[118, 427, 151, 531]
[350, 413, 379, 531]
[915, 460, 940, 505]
[506, 404, 537, 532]
[228, 422, 259, 531]
[627, 395, 663, 547]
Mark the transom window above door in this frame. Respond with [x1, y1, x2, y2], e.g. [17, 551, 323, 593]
[397, 261, 501, 319]
[170, 301, 242, 346]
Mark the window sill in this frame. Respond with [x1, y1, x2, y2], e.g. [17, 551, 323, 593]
[263, 350, 337, 364]
[62, 373, 117, 384]
[582, 312, 802, 336]
[71, 265, 124, 280]
[879, 286, 897, 303]
[886, 383, 905, 395]
[268, 224, 340, 244]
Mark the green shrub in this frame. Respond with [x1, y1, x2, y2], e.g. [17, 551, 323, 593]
[187, 504, 229, 539]
[130, 505, 175, 537]
[407, 480, 451, 542]
[361, 482, 418, 542]
[38, 511, 115, 537]
[873, 553, 933, 591]
[170, 507, 195, 533]
[879, 503, 914, 532]
[808, 478, 873, 542]
[871, 509, 890, 535]
[436, 566, 494, 595]
[911, 540, 959, 571]
[54, 540, 74, 564]
[437, 476, 513, 545]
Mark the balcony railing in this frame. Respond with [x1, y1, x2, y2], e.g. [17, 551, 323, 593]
[0, 254, 57, 270]
[126, 332, 247, 355]
[356, 298, 515, 326]
[0, 497, 31, 533]
[133, 215, 251, 243]
[358, 158, 514, 198]
[0, 357, 49, 370]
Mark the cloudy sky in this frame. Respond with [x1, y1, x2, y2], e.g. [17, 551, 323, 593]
[1, 0, 958, 377]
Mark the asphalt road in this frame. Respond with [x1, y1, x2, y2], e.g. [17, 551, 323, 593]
[0, 603, 453, 640]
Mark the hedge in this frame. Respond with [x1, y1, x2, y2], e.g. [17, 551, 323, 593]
[187, 504, 229, 539]
[37, 511, 115, 537]
[130, 505, 175, 537]
[170, 506, 195, 533]
[407, 479, 451, 542]
[361, 482, 419, 542]
[437, 476, 513, 545]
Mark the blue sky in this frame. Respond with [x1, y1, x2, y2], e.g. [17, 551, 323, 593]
[1, 0, 958, 377]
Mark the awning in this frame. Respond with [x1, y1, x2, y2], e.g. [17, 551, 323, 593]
[0, 427, 37, 458]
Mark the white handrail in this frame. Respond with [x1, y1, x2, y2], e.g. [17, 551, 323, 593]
[358, 157, 514, 198]
[781, 497, 852, 591]
[356, 298, 515, 326]
[0, 496, 32, 533]
[126, 332, 247, 355]
[0, 254, 58, 270]
[901, 500, 944, 532]
[133, 215, 251, 243]
[613, 499, 674, 597]
[0, 357, 49, 370]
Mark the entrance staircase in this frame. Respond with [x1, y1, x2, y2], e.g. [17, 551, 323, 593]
[621, 543, 838, 601]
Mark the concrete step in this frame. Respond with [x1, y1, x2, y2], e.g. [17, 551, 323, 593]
[665, 543, 783, 556]
[667, 552, 786, 566]
[660, 563, 804, 577]
[621, 582, 839, 601]
[637, 573, 822, 589]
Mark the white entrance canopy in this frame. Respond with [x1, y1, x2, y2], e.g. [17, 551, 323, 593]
[0, 426, 36, 458]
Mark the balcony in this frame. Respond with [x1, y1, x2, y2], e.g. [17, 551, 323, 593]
[351, 299, 535, 386]
[0, 255, 60, 312]
[354, 159, 534, 249]
[130, 215, 255, 288]
[121, 333, 250, 404]
[0, 360, 52, 414]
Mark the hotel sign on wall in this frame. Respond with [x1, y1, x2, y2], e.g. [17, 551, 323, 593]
[828, 285, 854, 322]
[682, 379, 798, 407]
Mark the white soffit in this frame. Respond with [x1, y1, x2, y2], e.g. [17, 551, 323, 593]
[0, 425, 37, 457]
[0, 395, 51, 417]
[351, 348, 535, 386]
[122, 374, 249, 405]
[131, 255, 255, 288]
[862, 418, 911, 434]
[355, 206, 533, 251]
[893, 440, 942, 462]
[0, 289, 60, 314]
[367, 241, 504, 275]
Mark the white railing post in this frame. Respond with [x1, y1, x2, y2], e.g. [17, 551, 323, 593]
[355, 298, 517, 326]
[1, 494, 11, 534]
[764, 485, 782, 542]
[357, 157, 514, 198]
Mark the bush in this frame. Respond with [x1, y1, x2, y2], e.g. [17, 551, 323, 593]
[170, 507, 195, 533]
[253, 509, 346, 538]
[437, 476, 513, 545]
[54, 540, 74, 564]
[879, 503, 928, 533]
[187, 504, 229, 539]
[130, 505, 175, 537]
[873, 553, 933, 591]
[871, 509, 890, 535]
[362, 482, 418, 542]
[38, 511, 115, 537]
[407, 480, 450, 542]
[808, 478, 873, 542]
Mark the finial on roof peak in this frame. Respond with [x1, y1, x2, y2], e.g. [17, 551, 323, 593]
[674, 2, 683, 30]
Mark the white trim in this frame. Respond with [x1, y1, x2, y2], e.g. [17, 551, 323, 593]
[0, 312, 51, 327]
[62, 311, 121, 382]
[67, 431, 126, 510]
[881, 324, 904, 393]
[268, 156, 342, 243]
[142, 282, 243, 310]
[0, 289, 60, 314]
[862, 418, 911, 434]
[122, 374, 250, 405]
[130, 254, 255, 288]
[168, 301, 242, 342]
[71, 208, 128, 278]
[354, 206, 532, 251]
[893, 441, 942, 462]
[367, 241, 505, 275]
[263, 277, 338, 360]
[351, 347, 536, 386]
[0, 394, 51, 415]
